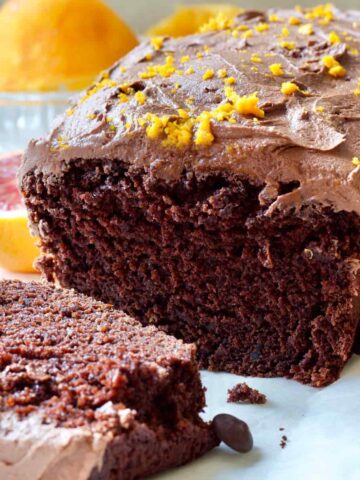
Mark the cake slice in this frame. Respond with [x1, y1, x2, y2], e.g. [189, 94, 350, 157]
[20, 6, 360, 386]
[0, 280, 218, 480]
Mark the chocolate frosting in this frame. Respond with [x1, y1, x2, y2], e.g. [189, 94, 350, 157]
[20, 7, 360, 216]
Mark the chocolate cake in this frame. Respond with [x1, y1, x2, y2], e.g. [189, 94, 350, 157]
[20, 5, 360, 386]
[227, 383, 267, 405]
[0, 280, 217, 479]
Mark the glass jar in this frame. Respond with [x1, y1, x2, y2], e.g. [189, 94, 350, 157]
[0, 91, 70, 153]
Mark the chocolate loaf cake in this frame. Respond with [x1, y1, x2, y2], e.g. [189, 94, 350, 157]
[20, 5, 360, 386]
[0, 280, 217, 479]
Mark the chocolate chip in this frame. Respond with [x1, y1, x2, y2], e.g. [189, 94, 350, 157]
[213, 413, 253, 453]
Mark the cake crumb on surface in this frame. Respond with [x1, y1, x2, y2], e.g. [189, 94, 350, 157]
[227, 382, 267, 404]
[280, 435, 288, 449]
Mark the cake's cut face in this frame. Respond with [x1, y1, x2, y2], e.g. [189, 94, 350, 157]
[0, 280, 217, 480]
[21, 6, 360, 386]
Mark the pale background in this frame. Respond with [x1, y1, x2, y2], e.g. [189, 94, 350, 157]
[0, 1, 359, 33]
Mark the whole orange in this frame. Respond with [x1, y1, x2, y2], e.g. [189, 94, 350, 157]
[0, 0, 138, 92]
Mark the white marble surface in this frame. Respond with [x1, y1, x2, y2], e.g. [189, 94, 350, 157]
[1, 269, 360, 480]
[157, 360, 360, 480]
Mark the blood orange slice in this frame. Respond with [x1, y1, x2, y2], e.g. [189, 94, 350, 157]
[0, 152, 39, 273]
[0, 151, 24, 210]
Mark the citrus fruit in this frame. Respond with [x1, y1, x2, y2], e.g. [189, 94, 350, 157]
[0, 152, 40, 273]
[0, 0, 138, 92]
[147, 4, 243, 38]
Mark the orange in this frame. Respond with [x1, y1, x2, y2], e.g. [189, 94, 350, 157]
[0, 0, 138, 92]
[147, 4, 243, 38]
[0, 152, 40, 273]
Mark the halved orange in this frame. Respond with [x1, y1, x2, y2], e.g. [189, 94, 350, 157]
[0, 152, 40, 273]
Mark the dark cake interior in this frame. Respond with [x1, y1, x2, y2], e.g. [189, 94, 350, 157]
[22, 162, 360, 386]
[0, 280, 217, 480]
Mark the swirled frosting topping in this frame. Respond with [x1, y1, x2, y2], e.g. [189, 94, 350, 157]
[22, 5, 360, 215]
